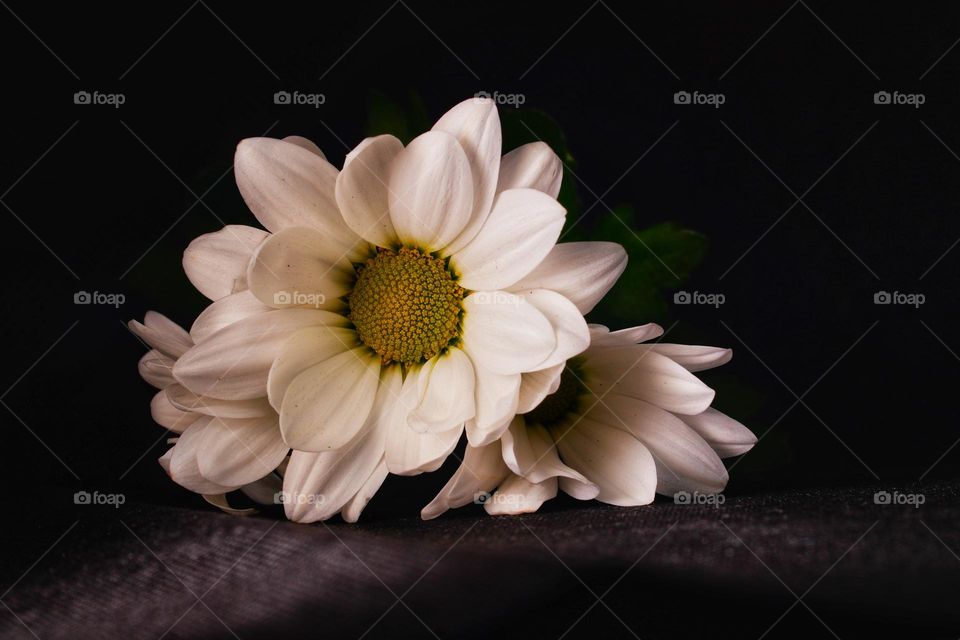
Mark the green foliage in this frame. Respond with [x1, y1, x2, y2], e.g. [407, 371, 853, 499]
[364, 90, 430, 145]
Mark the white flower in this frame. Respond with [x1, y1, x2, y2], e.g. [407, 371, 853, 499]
[153, 98, 626, 522]
[130, 311, 386, 522]
[422, 323, 757, 518]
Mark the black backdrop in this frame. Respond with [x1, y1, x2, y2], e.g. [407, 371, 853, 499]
[2, 2, 960, 638]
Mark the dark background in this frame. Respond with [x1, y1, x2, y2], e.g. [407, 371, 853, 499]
[2, 1, 959, 638]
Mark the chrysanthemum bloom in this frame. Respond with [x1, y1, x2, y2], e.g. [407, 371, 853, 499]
[422, 323, 757, 518]
[159, 98, 627, 522]
[130, 311, 385, 522]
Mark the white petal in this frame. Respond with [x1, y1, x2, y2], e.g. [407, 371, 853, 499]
[514, 289, 589, 369]
[246, 226, 354, 310]
[386, 365, 463, 474]
[335, 134, 402, 248]
[234, 137, 363, 258]
[462, 292, 555, 375]
[552, 418, 657, 506]
[165, 383, 274, 419]
[282, 135, 325, 159]
[279, 347, 380, 451]
[588, 323, 664, 348]
[408, 348, 476, 433]
[182, 225, 268, 301]
[151, 390, 197, 432]
[485, 474, 558, 515]
[510, 242, 627, 315]
[452, 188, 565, 291]
[196, 414, 288, 487]
[501, 418, 597, 498]
[342, 460, 389, 523]
[166, 418, 236, 494]
[129, 312, 192, 358]
[496, 141, 562, 199]
[680, 408, 757, 458]
[432, 97, 502, 254]
[648, 344, 733, 372]
[173, 308, 346, 400]
[420, 443, 509, 520]
[282, 372, 394, 522]
[189, 290, 272, 344]
[388, 130, 473, 250]
[267, 326, 359, 411]
[584, 348, 715, 415]
[585, 394, 728, 495]
[516, 363, 564, 414]
[464, 360, 521, 447]
[139, 349, 175, 388]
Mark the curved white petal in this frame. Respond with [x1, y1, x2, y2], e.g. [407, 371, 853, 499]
[408, 348, 476, 433]
[165, 418, 236, 495]
[279, 347, 380, 451]
[510, 242, 627, 315]
[552, 418, 657, 506]
[584, 348, 715, 415]
[129, 312, 192, 358]
[420, 443, 510, 520]
[585, 394, 728, 495]
[151, 390, 197, 432]
[648, 344, 733, 372]
[514, 289, 589, 369]
[189, 290, 272, 344]
[496, 141, 562, 199]
[464, 359, 521, 447]
[588, 323, 664, 348]
[182, 225, 268, 301]
[282, 135, 325, 158]
[388, 130, 473, 250]
[234, 137, 362, 258]
[432, 97, 502, 254]
[516, 362, 564, 414]
[501, 418, 597, 499]
[485, 474, 558, 515]
[173, 308, 346, 400]
[342, 460, 389, 523]
[335, 134, 403, 248]
[196, 414, 288, 488]
[452, 188, 565, 291]
[246, 226, 354, 310]
[461, 292, 555, 375]
[267, 326, 358, 411]
[680, 408, 757, 458]
[139, 350, 175, 389]
[165, 383, 274, 419]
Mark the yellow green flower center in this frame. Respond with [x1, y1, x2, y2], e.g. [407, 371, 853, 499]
[523, 359, 586, 428]
[348, 247, 464, 366]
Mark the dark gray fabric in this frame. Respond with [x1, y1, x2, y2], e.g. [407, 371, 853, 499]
[2, 482, 958, 639]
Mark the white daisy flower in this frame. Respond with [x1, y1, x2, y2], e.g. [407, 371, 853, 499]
[156, 98, 626, 522]
[422, 323, 757, 518]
